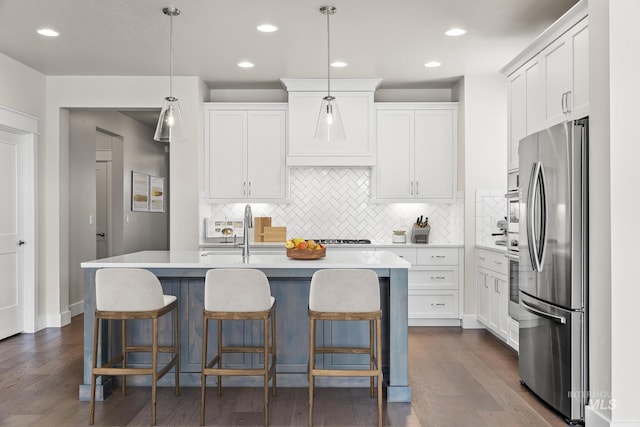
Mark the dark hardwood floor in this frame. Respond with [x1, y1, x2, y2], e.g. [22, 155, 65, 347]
[0, 316, 569, 426]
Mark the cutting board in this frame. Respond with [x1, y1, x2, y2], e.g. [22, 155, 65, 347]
[263, 226, 287, 242]
[254, 216, 272, 242]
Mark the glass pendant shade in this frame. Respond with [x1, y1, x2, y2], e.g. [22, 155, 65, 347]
[315, 95, 346, 142]
[154, 96, 186, 142]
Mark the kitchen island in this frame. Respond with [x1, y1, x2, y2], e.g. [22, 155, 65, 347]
[79, 250, 411, 402]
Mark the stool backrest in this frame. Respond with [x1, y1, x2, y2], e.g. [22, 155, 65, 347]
[309, 269, 380, 313]
[204, 269, 272, 312]
[95, 268, 165, 311]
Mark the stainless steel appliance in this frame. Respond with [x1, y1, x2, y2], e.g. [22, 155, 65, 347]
[505, 188, 521, 320]
[518, 118, 588, 423]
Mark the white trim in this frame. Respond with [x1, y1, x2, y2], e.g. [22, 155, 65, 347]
[69, 300, 84, 317]
[0, 105, 38, 334]
[408, 318, 460, 327]
[461, 314, 486, 329]
[280, 78, 382, 92]
[46, 310, 71, 328]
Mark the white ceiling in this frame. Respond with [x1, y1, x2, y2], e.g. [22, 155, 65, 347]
[0, 0, 579, 92]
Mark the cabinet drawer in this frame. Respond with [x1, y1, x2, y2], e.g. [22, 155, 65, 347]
[408, 268, 458, 290]
[408, 290, 459, 319]
[416, 248, 458, 266]
[477, 249, 507, 275]
[381, 247, 417, 265]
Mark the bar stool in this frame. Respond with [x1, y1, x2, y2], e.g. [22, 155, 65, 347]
[89, 268, 179, 426]
[308, 269, 383, 427]
[200, 269, 277, 426]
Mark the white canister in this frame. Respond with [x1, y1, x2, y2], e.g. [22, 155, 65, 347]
[392, 230, 406, 243]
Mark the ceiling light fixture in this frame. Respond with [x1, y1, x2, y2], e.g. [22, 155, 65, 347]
[37, 28, 59, 37]
[314, 6, 345, 142]
[424, 61, 441, 68]
[331, 61, 347, 68]
[238, 61, 255, 68]
[257, 24, 278, 33]
[154, 6, 186, 143]
[445, 28, 466, 36]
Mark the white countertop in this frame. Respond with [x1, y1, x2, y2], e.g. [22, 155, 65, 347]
[476, 244, 507, 253]
[200, 242, 463, 249]
[81, 250, 412, 269]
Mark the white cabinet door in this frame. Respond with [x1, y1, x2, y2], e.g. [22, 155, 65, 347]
[507, 70, 526, 171]
[414, 109, 454, 199]
[208, 110, 246, 199]
[477, 270, 490, 326]
[247, 110, 287, 199]
[374, 110, 413, 199]
[287, 91, 374, 166]
[374, 104, 457, 201]
[498, 276, 509, 339]
[489, 274, 501, 333]
[525, 57, 544, 135]
[570, 19, 589, 120]
[542, 35, 571, 128]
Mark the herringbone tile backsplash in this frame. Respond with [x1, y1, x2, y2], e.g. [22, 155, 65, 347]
[201, 168, 463, 244]
[476, 189, 507, 246]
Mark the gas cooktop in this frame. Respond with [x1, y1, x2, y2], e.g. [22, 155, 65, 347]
[312, 239, 372, 245]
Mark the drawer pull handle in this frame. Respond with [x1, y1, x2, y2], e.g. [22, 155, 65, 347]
[478, 256, 486, 260]
[432, 255, 445, 259]
[431, 276, 446, 280]
[431, 303, 446, 306]
[494, 260, 502, 265]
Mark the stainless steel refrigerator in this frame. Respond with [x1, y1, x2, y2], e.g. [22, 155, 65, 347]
[518, 118, 588, 423]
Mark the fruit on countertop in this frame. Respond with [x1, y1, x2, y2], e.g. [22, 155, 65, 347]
[285, 237, 324, 250]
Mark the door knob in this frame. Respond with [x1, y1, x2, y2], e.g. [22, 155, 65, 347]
[18, 240, 25, 246]
[96, 233, 105, 237]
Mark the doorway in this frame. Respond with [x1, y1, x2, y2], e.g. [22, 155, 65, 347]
[0, 107, 37, 338]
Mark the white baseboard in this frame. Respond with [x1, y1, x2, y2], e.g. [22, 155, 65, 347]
[461, 314, 485, 329]
[46, 310, 71, 328]
[69, 300, 84, 317]
[585, 406, 640, 427]
[408, 318, 460, 327]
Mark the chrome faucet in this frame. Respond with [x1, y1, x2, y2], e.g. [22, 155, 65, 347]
[242, 204, 253, 259]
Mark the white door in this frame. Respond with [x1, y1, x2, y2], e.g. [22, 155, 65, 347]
[96, 161, 109, 259]
[374, 109, 414, 199]
[0, 130, 24, 339]
[247, 110, 287, 199]
[208, 110, 246, 199]
[414, 109, 454, 199]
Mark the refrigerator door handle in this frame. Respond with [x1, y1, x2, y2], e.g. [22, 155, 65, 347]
[538, 162, 548, 271]
[527, 162, 542, 271]
[521, 300, 567, 324]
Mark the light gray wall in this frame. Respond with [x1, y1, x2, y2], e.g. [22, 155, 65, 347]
[68, 110, 168, 312]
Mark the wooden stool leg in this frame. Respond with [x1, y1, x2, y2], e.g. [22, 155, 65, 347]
[89, 314, 99, 425]
[376, 317, 383, 427]
[174, 306, 180, 396]
[122, 319, 127, 395]
[370, 319, 375, 398]
[308, 316, 315, 427]
[200, 316, 208, 426]
[217, 319, 222, 397]
[272, 308, 277, 396]
[263, 317, 269, 427]
[151, 317, 158, 426]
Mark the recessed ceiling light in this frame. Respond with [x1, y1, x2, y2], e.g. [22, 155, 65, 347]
[237, 61, 255, 68]
[445, 28, 466, 36]
[37, 28, 59, 37]
[331, 61, 347, 68]
[257, 24, 278, 33]
[424, 61, 441, 68]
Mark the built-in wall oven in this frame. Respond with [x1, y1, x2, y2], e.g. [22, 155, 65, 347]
[505, 179, 520, 320]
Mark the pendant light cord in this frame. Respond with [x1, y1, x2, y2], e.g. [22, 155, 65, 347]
[326, 7, 331, 98]
[169, 10, 174, 98]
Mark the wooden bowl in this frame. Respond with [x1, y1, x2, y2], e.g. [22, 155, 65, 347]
[286, 247, 326, 260]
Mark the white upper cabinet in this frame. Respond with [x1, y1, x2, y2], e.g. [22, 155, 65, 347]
[281, 79, 380, 167]
[204, 103, 288, 202]
[502, 1, 588, 170]
[373, 103, 457, 202]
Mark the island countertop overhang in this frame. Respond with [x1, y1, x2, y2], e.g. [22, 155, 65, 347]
[81, 250, 412, 270]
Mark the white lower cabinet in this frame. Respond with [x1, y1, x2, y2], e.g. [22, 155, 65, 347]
[508, 317, 519, 352]
[477, 248, 513, 344]
[385, 246, 463, 326]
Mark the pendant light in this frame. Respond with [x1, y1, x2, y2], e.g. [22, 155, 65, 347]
[314, 6, 346, 142]
[154, 6, 186, 143]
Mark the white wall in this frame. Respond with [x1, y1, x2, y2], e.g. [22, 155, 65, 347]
[457, 74, 508, 325]
[43, 75, 205, 327]
[0, 52, 47, 328]
[68, 110, 169, 313]
[587, 0, 640, 425]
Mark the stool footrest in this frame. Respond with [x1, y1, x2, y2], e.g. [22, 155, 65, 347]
[310, 368, 380, 377]
[221, 346, 274, 354]
[314, 347, 373, 355]
[125, 345, 177, 353]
